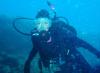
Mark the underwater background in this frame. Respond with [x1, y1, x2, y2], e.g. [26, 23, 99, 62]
[0, 0, 100, 73]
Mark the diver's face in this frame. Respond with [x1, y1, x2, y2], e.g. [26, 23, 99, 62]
[34, 18, 52, 32]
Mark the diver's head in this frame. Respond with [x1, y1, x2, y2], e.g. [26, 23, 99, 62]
[36, 9, 50, 18]
[34, 9, 52, 32]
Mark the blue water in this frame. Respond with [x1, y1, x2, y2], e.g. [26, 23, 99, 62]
[0, 0, 100, 73]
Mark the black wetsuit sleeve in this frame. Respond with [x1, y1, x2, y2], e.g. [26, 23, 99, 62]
[24, 35, 38, 73]
[75, 37, 99, 55]
[29, 31, 40, 60]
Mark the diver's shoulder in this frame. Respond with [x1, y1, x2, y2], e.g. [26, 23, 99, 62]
[31, 28, 39, 36]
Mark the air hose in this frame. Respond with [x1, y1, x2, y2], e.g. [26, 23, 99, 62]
[13, 0, 69, 36]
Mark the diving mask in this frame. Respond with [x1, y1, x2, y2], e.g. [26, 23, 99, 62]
[34, 18, 52, 32]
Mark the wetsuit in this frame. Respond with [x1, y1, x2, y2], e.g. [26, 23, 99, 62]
[24, 20, 99, 73]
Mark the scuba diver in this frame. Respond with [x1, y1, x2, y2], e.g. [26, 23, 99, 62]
[23, 9, 100, 73]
